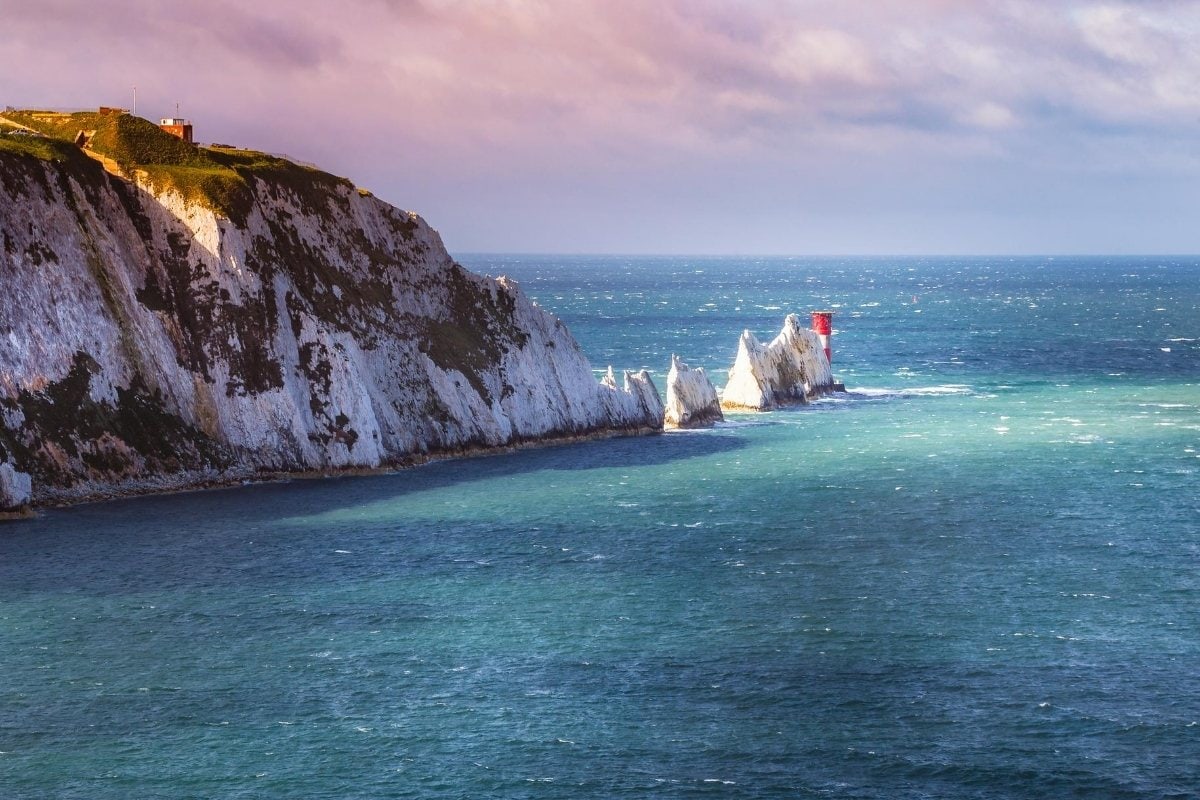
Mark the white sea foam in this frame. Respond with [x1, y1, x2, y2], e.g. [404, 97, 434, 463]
[904, 385, 973, 396]
[807, 395, 855, 405]
[848, 385, 972, 399]
[710, 418, 768, 429]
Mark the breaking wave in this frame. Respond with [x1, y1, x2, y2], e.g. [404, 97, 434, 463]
[835, 384, 973, 400]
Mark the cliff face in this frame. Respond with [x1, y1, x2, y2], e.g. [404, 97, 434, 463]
[721, 314, 834, 410]
[0, 137, 661, 506]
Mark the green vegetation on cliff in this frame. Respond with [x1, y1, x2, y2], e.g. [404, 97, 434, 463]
[0, 126, 91, 165]
[4, 110, 353, 223]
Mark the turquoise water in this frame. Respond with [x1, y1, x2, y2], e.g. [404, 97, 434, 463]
[2, 256, 1198, 798]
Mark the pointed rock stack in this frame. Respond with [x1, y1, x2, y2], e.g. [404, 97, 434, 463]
[601, 366, 665, 429]
[664, 355, 723, 429]
[721, 314, 835, 411]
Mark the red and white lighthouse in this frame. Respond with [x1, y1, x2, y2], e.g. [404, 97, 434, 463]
[811, 311, 834, 364]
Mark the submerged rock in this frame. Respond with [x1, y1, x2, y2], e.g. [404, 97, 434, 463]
[721, 314, 835, 410]
[0, 119, 663, 508]
[664, 355, 723, 429]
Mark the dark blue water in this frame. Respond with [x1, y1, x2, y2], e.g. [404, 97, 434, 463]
[2, 256, 1198, 798]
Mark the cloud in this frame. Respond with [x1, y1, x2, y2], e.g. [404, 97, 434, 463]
[960, 102, 1018, 130]
[2, 0, 1197, 252]
[0, 0, 342, 73]
[4, 0, 1196, 150]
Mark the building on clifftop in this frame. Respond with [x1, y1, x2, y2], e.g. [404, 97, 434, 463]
[159, 117, 193, 143]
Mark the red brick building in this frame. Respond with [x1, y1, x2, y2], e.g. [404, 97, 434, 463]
[158, 117, 193, 143]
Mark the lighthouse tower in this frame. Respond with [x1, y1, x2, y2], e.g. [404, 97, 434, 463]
[811, 311, 834, 365]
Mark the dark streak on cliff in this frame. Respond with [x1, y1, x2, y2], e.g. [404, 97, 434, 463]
[6, 352, 230, 487]
[416, 266, 529, 404]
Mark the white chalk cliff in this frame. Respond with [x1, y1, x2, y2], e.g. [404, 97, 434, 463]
[664, 355, 723, 429]
[721, 314, 835, 410]
[0, 125, 662, 507]
[0, 459, 31, 512]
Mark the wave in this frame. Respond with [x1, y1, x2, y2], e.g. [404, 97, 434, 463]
[838, 384, 973, 400]
[662, 418, 767, 434]
[709, 417, 770, 429]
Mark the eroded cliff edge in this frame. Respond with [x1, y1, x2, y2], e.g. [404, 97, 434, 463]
[0, 117, 662, 508]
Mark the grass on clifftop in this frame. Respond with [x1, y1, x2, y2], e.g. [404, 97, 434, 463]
[4, 110, 353, 223]
[0, 130, 89, 164]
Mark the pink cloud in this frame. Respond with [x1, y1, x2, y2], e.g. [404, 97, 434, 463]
[2, 0, 1197, 252]
[4, 0, 1196, 153]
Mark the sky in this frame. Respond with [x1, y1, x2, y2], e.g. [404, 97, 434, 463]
[2, 0, 1198, 255]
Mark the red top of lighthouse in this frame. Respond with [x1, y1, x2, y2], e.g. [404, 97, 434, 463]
[811, 310, 834, 336]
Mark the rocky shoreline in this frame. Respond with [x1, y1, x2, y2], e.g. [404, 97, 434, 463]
[9, 423, 661, 515]
[2, 304, 845, 516]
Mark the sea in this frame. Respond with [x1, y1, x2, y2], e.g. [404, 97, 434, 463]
[1, 255, 1197, 799]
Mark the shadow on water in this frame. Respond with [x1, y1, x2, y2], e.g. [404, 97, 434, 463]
[0, 430, 746, 596]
